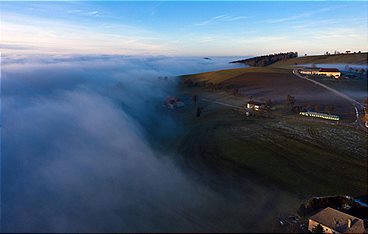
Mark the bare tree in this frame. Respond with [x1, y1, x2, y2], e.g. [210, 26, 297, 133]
[364, 97, 368, 109]
[325, 105, 335, 114]
[314, 104, 321, 112]
[286, 95, 295, 108]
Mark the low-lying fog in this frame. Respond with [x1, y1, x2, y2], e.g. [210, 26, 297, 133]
[297, 63, 368, 71]
[1, 55, 297, 232]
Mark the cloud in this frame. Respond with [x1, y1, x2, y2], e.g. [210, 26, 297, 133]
[266, 7, 334, 24]
[150, 2, 163, 16]
[0, 43, 32, 50]
[195, 14, 248, 26]
[66, 9, 82, 14]
[1, 12, 170, 55]
[85, 10, 99, 16]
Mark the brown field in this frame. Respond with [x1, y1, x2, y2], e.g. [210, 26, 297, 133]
[271, 53, 368, 67]
[185, 67, 356, 122]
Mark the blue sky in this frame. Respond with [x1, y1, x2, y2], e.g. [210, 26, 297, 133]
[1, 1, 367, 56]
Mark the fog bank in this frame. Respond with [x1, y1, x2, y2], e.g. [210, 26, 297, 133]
[1, 55, 295, 232]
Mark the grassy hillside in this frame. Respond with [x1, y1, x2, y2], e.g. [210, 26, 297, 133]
[183, 67, 356, 121]
[173, 88, 367, 197]
[271, 53, 368, 67]
[183, 67, 289, 84]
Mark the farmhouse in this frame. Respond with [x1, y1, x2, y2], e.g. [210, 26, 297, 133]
[308, 207, 365, 233]
[246, 100, 266, 111]
[318, 68, 341, 78]
[299, 68, 341, 78]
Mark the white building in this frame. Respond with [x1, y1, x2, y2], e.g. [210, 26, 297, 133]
[300, 68, 341, 78]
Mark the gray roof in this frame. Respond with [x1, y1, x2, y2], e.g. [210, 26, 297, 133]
[310, 207, 365, 233]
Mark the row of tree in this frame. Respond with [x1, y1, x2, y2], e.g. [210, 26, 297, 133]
[287, 94, 336, 114]
[231, 52, 298, 67]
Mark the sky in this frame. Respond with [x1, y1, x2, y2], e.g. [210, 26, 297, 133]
[0, 1, 367, 56]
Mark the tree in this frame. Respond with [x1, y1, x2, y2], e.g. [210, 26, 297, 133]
[358, 68, 366, 74]
[286, 95, 295, 108]
[184, 78, 194, 87]
[265, 99, 273, 111]
[314, 104, 321, 112]
[192, 94, 198, 104]
[312, 224, 325, 233]
[325, 105, 335, 114]
[266, 99, 273, 108]
[231, 88, 239, 96]
[196, 106, 203, 118]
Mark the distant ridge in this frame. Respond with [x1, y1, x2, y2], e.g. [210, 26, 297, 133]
[231, 52, 298, 67]
[232, 52, 368, 67]
[270, 52, 368, 67]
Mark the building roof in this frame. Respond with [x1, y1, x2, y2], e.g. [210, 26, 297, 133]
[247, 100, 266, 105]
[309, 207, 365, 233]
[300, 111, 339, 119]
[319, 68, 340, 72]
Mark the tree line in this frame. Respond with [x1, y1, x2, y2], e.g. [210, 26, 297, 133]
[231, 52, 298, 67]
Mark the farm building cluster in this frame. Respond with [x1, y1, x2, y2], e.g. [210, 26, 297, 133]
[246, 100, 266, 111]
[300, 68, 341, 78]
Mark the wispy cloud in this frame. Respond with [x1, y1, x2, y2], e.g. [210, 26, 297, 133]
[0, 44, 32, 50]
[198, 36, 217, 43]
[195, 14, 248, 26]
[150, 2, 163, 16]
[1, 12, 173, 55]
[239, 36, 288, 43]
[86, 11, 99, 16]
[266, 7, 334, 24]
[66, 9, 100, 17]
[311, 28, 365, 39]
[66, 9, 82, 14]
